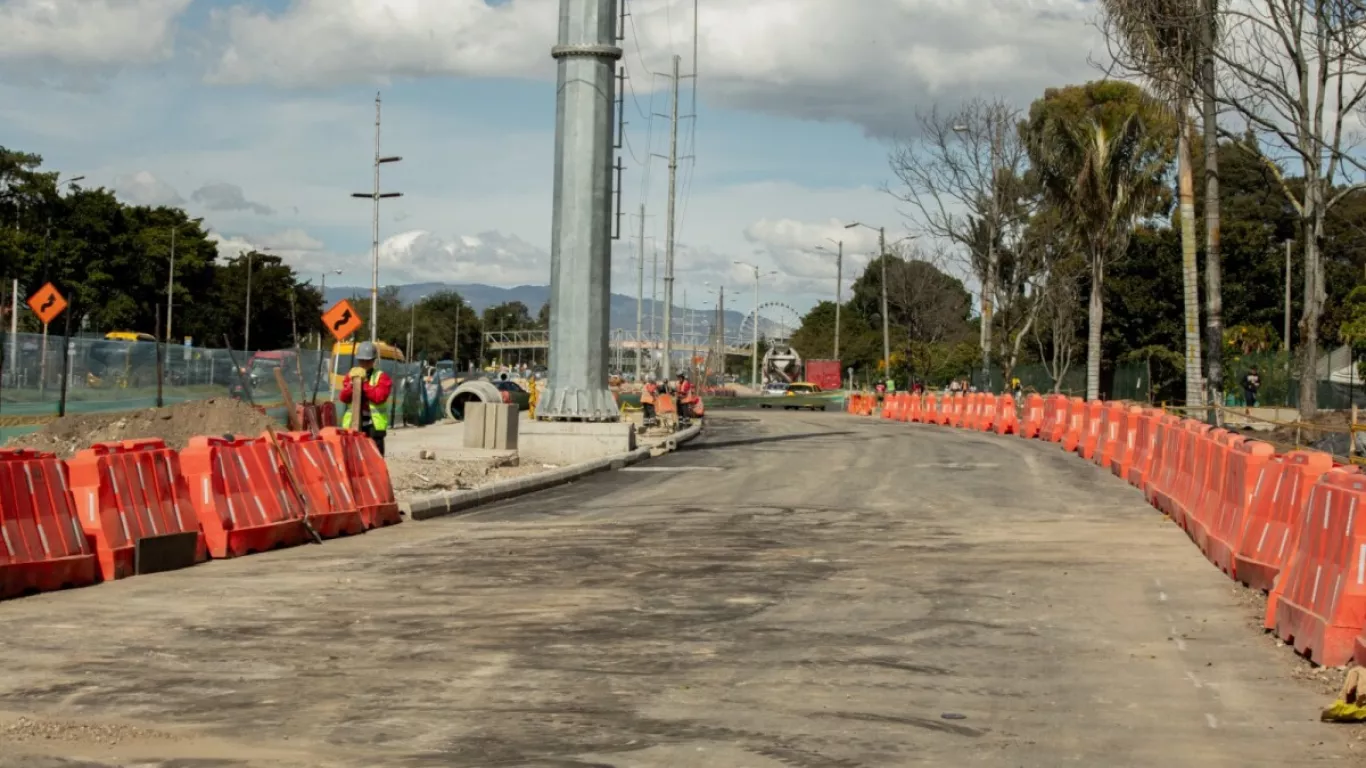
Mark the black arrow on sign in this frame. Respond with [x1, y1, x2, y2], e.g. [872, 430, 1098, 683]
[331, 308, 352, 330]
[40, 294, 55, 312]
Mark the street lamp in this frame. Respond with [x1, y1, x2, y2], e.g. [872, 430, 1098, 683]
[845, 222, 890, 379]
[166, 217, 204, 343]
[352, 96, 403, 345]
[734, 261, 777, 387]
[815, 237, 844, 359]
[242, 249, 271, 353]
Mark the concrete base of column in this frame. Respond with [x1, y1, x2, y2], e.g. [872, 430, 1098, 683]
[535, 385, 620, 422]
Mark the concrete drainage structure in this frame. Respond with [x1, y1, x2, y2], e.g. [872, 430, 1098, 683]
[444, 379, 504, 421]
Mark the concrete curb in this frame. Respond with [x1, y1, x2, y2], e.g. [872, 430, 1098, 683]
[403, 421, 704, 521]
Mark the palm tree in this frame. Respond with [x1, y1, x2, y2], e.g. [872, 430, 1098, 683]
[1099, 0, 1218, 410]
[1023, 81, 1176, 400]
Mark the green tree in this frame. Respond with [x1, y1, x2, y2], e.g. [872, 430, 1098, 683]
[1023, 80, 1176, 400]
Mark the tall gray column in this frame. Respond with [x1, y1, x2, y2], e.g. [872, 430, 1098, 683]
[539, 0, 621, 420]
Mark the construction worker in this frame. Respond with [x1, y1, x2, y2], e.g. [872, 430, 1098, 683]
[676, 373, 693, 423]
[340, 341, 392, 456]
[641, 376, 658, 424]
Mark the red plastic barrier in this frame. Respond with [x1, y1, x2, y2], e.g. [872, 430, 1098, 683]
[1203, 439, 1276, 578]
[271, 431, 366, 539]
[1271, 467, 1366, 666]
[0, 449, 98, 599]
[67, 439, 207, 581]
[994, 394, 1018, 436]
[320, 428, 401, 529]
[180, 435, 312, 558]
[1238, 451, 1333, 598]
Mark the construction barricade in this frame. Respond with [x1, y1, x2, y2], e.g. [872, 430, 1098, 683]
[1077, 400, 1105, 460]
[1187, 429, 1239, 550]
[908, 393, 924, 423]
[1041, 395, 1070, 443]
[994, 395, 1018, 436]
[320, 428, 401, 529]
[180, 435, 313, 558]
[0, 449, 99, 599]
[1203, 439, 1275, 578]
[1093, 402, 1126, 469]
[977, 394, 997, 432]
[1108, 406, 1143, 480]
[1019, 394, 1045, 439]
[1238, 451, 1333, 599]
[271, 431, 366, 539]
[1061, 398, 1088, 452]
[1270, 467, 1366, 666]
[67, 439, 207, 581]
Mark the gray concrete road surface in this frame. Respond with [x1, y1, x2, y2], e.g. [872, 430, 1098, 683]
[0, 412, 1358, 766]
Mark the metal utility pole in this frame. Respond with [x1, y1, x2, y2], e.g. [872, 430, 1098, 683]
[351, 92, 403, 344]
[661, 54, 681, 384]
[846, 222, 891, 378]
[167, 217, 203, 343]
[539, 0, 621, 419]
[735, 262, 771, 387]
[818, 238, 843, 359]
[453, 296, 463, 370]
[636, 203, 645, 379]
[243, 250, 254, 352]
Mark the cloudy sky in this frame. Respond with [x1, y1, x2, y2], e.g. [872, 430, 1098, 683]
[0, 0, 1103, 313]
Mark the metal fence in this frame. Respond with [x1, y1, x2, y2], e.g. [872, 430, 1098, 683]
[0, 332, 438, 441]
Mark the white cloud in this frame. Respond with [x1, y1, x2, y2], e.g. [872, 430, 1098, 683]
[206, 0, 1101, 136]
[190, 182, 274, 215]
[0, 0, 190, 76]
[112, 170, 183, 206]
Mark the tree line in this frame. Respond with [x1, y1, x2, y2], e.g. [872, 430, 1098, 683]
[0, 147, 548, 364]
[795, 2, 1366, 416]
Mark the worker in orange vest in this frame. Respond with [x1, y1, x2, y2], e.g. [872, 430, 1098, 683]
[641, 376, 658, 424]
[676, 373, 694, 423]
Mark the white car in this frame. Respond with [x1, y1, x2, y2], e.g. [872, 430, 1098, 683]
[762, 382, 788, 396]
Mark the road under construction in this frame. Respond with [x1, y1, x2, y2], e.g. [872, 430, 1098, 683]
[0, 410, 1357, 767]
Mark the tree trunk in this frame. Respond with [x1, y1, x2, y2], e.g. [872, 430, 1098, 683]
[1298, 184, 1326, 418]
[1201, 0, 1223, 413]
[1178, 118, 1203, 409]
[1087, 252, 1104, 401]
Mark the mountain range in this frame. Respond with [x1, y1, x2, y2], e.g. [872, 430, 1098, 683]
[324, 283, 789, 338]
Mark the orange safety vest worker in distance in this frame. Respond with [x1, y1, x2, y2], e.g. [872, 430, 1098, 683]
[641, 382, 657, 404]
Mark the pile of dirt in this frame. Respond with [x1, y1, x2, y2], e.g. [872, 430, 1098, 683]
[7, 398, 277, 458]
[1263, 410, 1359, 455]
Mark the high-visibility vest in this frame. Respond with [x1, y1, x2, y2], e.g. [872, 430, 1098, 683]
[641, 384, 656, 404]
[342, 369, 390, 431]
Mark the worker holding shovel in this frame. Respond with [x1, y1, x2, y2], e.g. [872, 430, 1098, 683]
[340, 341, 392, 456]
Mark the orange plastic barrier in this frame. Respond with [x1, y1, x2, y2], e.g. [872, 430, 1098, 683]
[1145, 416, 1186, 506]
[947, 393, 965, 428]
[881, 393, 897, 419]
[294, 403, 330, 434]
[0, 449, 98, 599]
[1077, 400, 1105, 460]
[1203, 439, 1276, 578]
[1187, 429, 1241, 550]
[936, 393, 955, 426]
[1155, 421, 1211, 519]
[67, 439, 207, 581]
[1121, 409, 1160, 485]
[1040, 395, 1070, 443]
[1108, 406, 1144, 480]
[1019, 394, 1045, 439]
[994, 394, 1018, 436]
[320, 428, 401, 529]
[908, 393, 924, 423]
[271, 431, 366, 539]
[977, 394, 997, 432]
[1060, 398, 1087, 451]
[180, 435, 312, 558]
[1238, 451, 1333, 596]
[1270, 467, 1366, 666]
[1092, 402, 1126, 468]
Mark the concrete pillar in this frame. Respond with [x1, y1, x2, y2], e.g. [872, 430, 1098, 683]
[539, 0, 621, 421]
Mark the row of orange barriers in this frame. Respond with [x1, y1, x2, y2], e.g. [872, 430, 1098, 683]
[851, 390, 1366, 668]
[1, 426, 398, 600]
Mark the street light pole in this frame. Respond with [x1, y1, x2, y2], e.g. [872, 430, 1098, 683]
[351, 92, 403, 344]
[735, 261, 775, 387]
[817, 238, 843, 359]
[243, 250, 256, 352]
[167, 217, 203, 344]
[845, 222, 890, 379]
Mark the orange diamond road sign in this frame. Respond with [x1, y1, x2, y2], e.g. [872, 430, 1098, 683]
[26, 282, 67, 326]
[322, 299, 363, 342]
